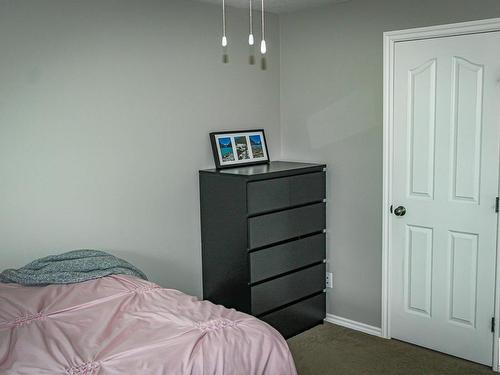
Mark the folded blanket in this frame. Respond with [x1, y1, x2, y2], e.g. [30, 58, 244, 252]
[0, 249, 147, 286]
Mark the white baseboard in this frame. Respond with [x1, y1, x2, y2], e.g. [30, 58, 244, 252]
[324, 313, 382, 337]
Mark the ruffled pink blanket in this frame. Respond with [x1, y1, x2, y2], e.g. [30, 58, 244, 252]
[0, 275, 297, 374]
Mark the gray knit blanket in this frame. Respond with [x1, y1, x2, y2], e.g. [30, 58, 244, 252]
[0, 249, 148, 286]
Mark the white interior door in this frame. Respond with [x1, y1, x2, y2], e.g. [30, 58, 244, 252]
[390, 31, 500, 365]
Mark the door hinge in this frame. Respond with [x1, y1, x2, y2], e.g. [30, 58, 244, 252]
[496, 197, 499, 213]
[492, 317, 495, 333]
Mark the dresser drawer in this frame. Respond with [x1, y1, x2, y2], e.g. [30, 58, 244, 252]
[247, 172, 325, 215]
[250, 233, 326, 283]
[260, 293, 326, 338]
[248, 203, 325, 249]
[251, 263, 325, 315]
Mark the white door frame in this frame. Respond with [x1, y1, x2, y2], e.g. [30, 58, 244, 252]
[382, 17, 500, 371]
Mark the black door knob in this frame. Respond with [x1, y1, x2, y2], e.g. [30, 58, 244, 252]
[394, 206, 406, 217]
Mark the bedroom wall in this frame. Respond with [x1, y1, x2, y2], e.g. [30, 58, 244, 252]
[279, 0, 500, 327]
[0, 0, 280, 296]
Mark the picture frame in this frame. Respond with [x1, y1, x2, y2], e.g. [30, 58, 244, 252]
[210, 129, 270, 169]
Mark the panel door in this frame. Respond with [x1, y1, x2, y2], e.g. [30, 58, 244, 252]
[391, 31, 500, 365]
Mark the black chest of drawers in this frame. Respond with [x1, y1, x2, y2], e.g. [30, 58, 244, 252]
[199, 161, 326, 338]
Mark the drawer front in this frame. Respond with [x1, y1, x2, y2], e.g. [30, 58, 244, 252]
[247, 172, 325, 215]
[251, 263, 325, 315]
[248, 203, 325, 249]
[250, 233, 326, 283]
[260, 293, 326, 338]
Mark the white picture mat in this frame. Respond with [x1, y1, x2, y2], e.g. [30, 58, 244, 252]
[214, 131, 268, 166]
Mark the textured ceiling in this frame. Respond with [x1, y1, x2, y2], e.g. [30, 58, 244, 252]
[195, 0, 350, 14]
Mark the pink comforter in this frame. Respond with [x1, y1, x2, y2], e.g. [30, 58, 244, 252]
[0, 275, 297, 375]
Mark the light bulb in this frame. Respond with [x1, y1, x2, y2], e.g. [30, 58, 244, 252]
[222, 36, 228, 47]
[249, 34, 255, 46]
[260, 39, 267, 54]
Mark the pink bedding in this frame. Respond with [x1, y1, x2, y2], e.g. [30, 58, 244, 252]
[0, 275, 297, 375]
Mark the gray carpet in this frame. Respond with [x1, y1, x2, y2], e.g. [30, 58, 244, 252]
[287, 323, 494, 375]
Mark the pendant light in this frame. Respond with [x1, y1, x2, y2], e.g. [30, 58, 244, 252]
[248, 0, 254, 46]
[219, 0, 268, 55]
[221, 0, 228, 47]
[260, 0, 266, 54]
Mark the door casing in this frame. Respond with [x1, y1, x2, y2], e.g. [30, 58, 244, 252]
[382, 17, 500, 371]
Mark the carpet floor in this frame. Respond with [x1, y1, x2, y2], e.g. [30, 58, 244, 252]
[287, 323, 494, 375]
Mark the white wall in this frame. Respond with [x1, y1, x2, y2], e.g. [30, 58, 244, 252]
[0, 0, 280, 297]
[279, 0, 500, 327]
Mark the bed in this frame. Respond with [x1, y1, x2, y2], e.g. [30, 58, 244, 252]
[0, 274, 297, 374]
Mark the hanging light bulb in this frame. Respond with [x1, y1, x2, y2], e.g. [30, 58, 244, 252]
[248, 0, 254, 46]
[260, 0, 266, 54]
[221, 0, 228, 47]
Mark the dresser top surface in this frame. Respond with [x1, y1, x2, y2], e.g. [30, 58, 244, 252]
[200, 161, 326, 177]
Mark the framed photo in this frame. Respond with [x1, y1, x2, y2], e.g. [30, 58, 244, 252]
[210, 129, 270, 169]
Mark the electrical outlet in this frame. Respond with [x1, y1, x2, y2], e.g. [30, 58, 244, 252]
[326, 272, 333, 288]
